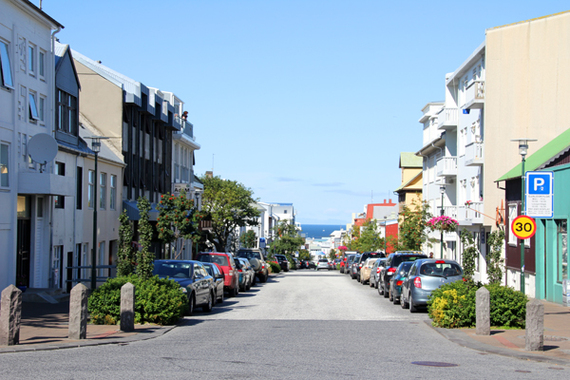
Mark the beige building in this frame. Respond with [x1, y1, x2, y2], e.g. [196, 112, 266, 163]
[395, 152, 423, 212]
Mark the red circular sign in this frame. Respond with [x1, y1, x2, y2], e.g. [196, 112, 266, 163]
[511, 215, 537, 240]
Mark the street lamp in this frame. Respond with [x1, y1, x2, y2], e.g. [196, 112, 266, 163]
[439, 183, 446, 259]
[511, 138, 537, 294]
[87, 136, 108, 291]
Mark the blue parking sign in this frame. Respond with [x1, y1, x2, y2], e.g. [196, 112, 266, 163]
[526, 171, 553, 218]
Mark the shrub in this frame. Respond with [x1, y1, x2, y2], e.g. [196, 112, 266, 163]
[268, 261, 281, 273]
[428, 281, 527, 329]
[88, 275, 188, 326]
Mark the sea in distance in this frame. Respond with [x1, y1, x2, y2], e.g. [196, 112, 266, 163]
[300, 224, 345, 239]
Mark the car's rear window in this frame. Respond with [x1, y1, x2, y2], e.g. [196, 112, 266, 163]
[199, 254, 229, 267]
[392, 255, 425, 267]
[420, 262, 462, 277]
[153, 262, 193, 278]
[319, 259, 328, 262]
[238, 251, 262, 260]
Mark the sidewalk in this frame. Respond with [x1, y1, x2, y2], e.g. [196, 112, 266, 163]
[0, 301, 175, 354]
[429, 299, 570, 367]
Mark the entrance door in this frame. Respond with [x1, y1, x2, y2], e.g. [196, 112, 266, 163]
[16, 219, 31, 288]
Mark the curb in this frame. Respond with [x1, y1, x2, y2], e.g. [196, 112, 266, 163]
[424, 320, 570, 367]
[0, 325, 177, 355]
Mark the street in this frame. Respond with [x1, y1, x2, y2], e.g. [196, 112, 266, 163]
[0, 270, 568, 379]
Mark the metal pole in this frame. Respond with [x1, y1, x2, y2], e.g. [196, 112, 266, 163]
[520, 156, 526, 294]
[91, 152, 98, 291]
[440, 192, 444, 259]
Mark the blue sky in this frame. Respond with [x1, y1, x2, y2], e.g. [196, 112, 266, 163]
[42, 0, 569, 224]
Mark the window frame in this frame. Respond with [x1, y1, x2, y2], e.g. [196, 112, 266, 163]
[88, 170, 95, 209]
[28, 43, 35, 75]
[99, 172, 107, 210]
[110, 174, 117, 211]
[0, 40, 13, 88]
[29, 92, 40, 121]
[0, 143, 9, 188]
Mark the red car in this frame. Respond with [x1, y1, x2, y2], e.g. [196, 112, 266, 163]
[198, 252, 240, 297]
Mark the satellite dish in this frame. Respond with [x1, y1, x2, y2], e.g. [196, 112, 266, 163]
[28, 133, 58, 172]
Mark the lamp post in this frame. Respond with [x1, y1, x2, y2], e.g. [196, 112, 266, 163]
[511, 138, 537, 294]
[440, 183, 446, 259]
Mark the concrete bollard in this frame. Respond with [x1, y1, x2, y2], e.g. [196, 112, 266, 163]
[476, 287, 490, 335]
[0, 285, 22, 346]
[68, 283, 88, 340]
[120, 282, 135, 332]
[525, 298, 544, 351]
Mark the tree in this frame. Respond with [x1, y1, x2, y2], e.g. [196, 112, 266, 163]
[156, 190, 201, 259]
[200, 175, 260, 252]
[117, 210, 135, 276]
[460, 228, 478, 283]
[329, 249, 337, 261]
[136, 196, 154, 280]
[270, 220, 305, 258]
[396, 200, 433, 251]
[240, 230, 257, 248]
[298, 249, 311, 261]
[355, 219, 384, 252]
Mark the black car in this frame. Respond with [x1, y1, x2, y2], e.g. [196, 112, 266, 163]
[356, 251, 385, 283]
[378, 251, 427, 298]
[202, 262, 225, 304]
[153, 260, 215, 315]
[274, 254, 290, 272]
[349, 254, 362, 280]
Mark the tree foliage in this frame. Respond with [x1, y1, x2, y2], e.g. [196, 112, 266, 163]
[240, 230, 257, 248]
[460, 228, 478, 283]
[396, 200, 433, 251]
[354, 219, 384, 252]
[270, 220, 305, 257]
[298, 249, 311, 261]
[136, 196, 154, 280]
[200, 175, 260, 252]
[117, 210, 135, 277]
[156, 190, 202, 259]
[486, 229, 505, 284]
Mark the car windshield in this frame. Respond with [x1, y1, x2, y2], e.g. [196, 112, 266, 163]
[420, 262, 462, 277]
[397, 262, 414, 275]
[199, 254, 229, 266]
[238, 251, 261, 260]
[153, 262, 193, 279]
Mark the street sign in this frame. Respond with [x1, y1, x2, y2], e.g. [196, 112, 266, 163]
[511, 215, 537, 240]
[526, 171, 554, 218]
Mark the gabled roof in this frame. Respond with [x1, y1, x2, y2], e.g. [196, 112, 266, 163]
[54, 41, 80, 91]
[496, 128, 570, 182]
[394, 171, 422, 192]
[400, 152, 422, 168]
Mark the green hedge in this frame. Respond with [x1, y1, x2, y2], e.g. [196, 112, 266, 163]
[428, 281, 527, 329]
[268, 261, 281, 273]
[88, 275, 188, 326]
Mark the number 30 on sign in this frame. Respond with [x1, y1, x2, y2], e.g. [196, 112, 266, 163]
[511, 215, 537, 240]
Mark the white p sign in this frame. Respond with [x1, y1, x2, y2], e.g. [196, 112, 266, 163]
[533, 177, 545, 192]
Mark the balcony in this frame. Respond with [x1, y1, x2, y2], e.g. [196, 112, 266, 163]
[437, 108, 458, 130]
[463, 81, 485, 109]
[457, 201, 484, 225]
[465, 141, 484, 166]
[436, 156, 457, 177]
[18, 171, 74, 196]
[173, 118, 195, 141]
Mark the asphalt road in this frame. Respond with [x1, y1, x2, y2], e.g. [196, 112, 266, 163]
[0, 269, 568, 379]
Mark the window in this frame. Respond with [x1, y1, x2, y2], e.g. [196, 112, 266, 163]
[100, 172, 107, 209]
[54, 195, 65, 209]
[28, 44, 35, 74]
[110, 175, 117, 210]
[57, 90, 78, 135]
[29, 93, 39, 121]
[39, 50, 45, 78]
[55, 162, 65, 208]
[0, 41, 13, 88]
[0, 143, 8, 187]
[55, 162, 65, 176]
[39, 96, 45, 123]
[76, 167, 83, 210]
[88, 170, 95, 209]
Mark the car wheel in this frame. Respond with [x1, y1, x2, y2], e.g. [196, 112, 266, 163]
[378, 283, 384, 296]
[393, 293, 399, 305]
[203, 292, 214, 312]
[383, 283, 389, 298]
[369, 279, 374, 288]
[232, 286, 239, 297]
[409, 292, 417, 313]
[357, 274, 361, 282]
[388, 288, 393, 302]
[401, 293, 408, 309]
[218, 289, 224, 304]
[187, 293, 195, 316]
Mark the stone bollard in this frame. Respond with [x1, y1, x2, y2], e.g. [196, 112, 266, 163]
[0, 285, 22, 346]
[120, 282, 135, 332]
[525, 298, 544, 351]
[68, 283, 88, 340]
[476, 287, 490, 335]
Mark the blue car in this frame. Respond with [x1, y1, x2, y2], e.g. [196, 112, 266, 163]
[153, 260, 215, 315]
[388, 261, 414, 305]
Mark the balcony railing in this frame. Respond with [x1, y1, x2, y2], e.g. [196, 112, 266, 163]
[437, 107, 458, 130]
[463, 81, 485, 109]
[174, 117, 195, 140]
[465, 141, 484, 166]
[457, 201, 484, 224]
[436, 156, 457, 177]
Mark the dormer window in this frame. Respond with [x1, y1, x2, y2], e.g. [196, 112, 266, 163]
[57, 90, 78, 136]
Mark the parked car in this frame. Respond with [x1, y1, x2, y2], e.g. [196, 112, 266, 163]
[371, 258, 387, 289]
[236, 248, 269, 283]
[202, 262, 225, 304]
[274, 254, 290, 272]
[316, 258, 330, 271]
[292, 258, 300, 269]
[333, 258, 341, 269]
[340, 252, 358, 274]
[356, 251, 385, 282]
[378, 251, 427, 297]
[197, 252, 240, 297]
[400, 259, 463, 312]
[344, 254, 358, 276]
[349, 254, 362, 279]
[359, 258, 379, 285]
[235, 257, 254, 291]
[153, 260, 215, 315]
[388, 261, 415, 304]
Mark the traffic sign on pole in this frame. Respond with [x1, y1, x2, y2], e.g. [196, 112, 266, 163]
[526, 171, 553, 218]
[511, 215, 537, 240]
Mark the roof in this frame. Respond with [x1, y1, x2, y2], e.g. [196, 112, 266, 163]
[20, 0, 64, 29]
[487, 10, 570, 32]
[496, 128, 570, 182]
[394, 171, 422, 192]
[400, 152, 422, 168]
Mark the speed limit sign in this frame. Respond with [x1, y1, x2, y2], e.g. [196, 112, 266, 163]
[511, 215, 537, 240]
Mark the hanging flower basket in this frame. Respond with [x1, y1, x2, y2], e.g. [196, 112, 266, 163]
[338, 245, 348, 251]
[427, 215, 458, 233]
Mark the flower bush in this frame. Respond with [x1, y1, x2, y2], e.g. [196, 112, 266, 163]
[427, 215, 458, 232]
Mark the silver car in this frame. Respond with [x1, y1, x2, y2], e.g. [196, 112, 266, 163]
[316, 258, 330, 271]
[370, 258, 387, 288]
[400, 259, 463, 312]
